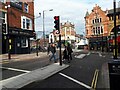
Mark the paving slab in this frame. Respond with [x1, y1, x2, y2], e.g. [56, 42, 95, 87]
[1, 63, 69, 90]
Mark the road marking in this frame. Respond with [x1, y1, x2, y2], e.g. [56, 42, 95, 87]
[91, 69, 99, 89]
[59, 73, 92, 89]
[87, 52, 91, 56]
[0, 67, 31, 73]
[75, 54, 86, 59]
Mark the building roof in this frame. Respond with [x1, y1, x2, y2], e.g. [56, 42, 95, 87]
[85, 10, 89, 17]
[61, 21, 74, 28]
[107, 8, 120, 15]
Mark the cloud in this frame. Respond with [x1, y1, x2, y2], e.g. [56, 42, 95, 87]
[34, 0, 120, 34]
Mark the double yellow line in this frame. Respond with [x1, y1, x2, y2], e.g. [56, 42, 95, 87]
[91, 69, 99, 89]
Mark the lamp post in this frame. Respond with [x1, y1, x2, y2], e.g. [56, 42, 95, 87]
[5, 5, 11, 60]
[35, 13, 41, 56]
[113, 0, 118, 59]
[43, 9, 53, 47]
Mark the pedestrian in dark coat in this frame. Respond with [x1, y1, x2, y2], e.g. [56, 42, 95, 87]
[67, 43, 73, 60]
[63, 46, 70, 63]
[49, 43, 57, 63]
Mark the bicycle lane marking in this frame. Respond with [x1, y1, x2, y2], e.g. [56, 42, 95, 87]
[59, 72, 92, 89]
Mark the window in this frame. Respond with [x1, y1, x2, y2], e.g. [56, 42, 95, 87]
[21, 37, 28, 47]
[92, 20, 94, 24]
[93, 28, 95, 35]
[86, 30, 88, 34]
[0, 0, 6, 3]
[98, 27, 100, 34]
[21, 16, 32, 30]
[100, 18, 102, 22]
[24, 3, 28, 13]
[101, 26, 103, 34]
[23, 19, 25, 28]
[26, 19, 30, 29]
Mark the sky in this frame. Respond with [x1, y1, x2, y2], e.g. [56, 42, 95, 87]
[34, 0, 120, 35]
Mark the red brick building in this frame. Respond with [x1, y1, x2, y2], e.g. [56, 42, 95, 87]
[85, 4, 120, 51]
[1, 0, 35, 54]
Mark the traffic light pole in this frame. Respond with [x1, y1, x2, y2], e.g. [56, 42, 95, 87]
[113, 0, 118, 59]
[59, 34, 62, 66]
[6, 5, 11, 60]
[54, 16, 62, 66]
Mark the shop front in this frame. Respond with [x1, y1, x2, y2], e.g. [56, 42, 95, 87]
[5, 27, 35, 54]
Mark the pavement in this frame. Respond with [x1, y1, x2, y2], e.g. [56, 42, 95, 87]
[0, 49, 115, 90]
[1, 62, 69, 90]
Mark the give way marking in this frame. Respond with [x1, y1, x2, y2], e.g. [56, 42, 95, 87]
[59, 73, 92, 89]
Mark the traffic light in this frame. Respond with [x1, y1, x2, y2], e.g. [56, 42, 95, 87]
[54, 16, 60, 34]
[2, 23, 6, 34]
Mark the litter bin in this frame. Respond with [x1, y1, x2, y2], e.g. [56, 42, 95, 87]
[108, 60, 120, 90]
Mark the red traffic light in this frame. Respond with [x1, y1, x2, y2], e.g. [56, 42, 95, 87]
[54, 16, 59, 20]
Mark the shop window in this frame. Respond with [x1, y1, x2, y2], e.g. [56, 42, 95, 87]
[21, 38, 28, 48]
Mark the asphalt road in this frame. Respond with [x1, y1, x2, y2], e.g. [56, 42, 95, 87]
[19, 52, 110, 89]
[1, 50, 60, 80]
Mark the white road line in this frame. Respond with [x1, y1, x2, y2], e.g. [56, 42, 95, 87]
[75, 54, 86, 59]
[59, 73, 92, 89]
[0, 67, 31, 73]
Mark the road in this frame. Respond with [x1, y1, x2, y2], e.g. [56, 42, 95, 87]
[0, 49, 84, 80]
[19, 52, 111, 89]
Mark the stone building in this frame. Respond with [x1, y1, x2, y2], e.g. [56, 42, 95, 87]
[56, 21, 76, 45]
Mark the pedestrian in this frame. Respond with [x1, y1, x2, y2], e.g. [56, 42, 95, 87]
[63, 46, 70, 63]
[49, 43, 57, 63]
[47, 43, 51, 55]
[67, 43, 73, 60]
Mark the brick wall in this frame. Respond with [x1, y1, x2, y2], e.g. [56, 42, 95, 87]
[7, 1, 34, 30]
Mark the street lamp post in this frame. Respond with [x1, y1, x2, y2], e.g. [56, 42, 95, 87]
[5, 5, 11, 60]
[43, 9, 53, 47]
[35, 13, 41, 56]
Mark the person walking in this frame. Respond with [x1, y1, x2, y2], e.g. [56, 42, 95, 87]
[49, 43, 57, 63]
[47, 43, 51, 56]
[63, 46, 70, 63]
[67, 43, 73, 60]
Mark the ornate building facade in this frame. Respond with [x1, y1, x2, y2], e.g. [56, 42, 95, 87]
[55, 21, 76, 45]
[85, 4, 120, 51]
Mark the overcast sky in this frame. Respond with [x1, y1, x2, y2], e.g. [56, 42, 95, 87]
[34, 0, 120, 35]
